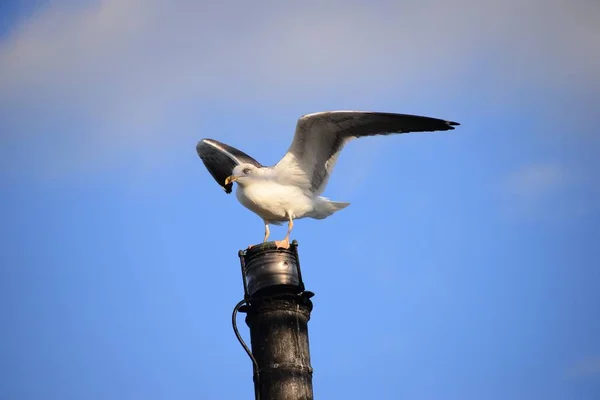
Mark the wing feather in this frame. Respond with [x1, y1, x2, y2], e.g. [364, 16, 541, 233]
[196, 139, 263, 193]
[274, 111, 460, 195]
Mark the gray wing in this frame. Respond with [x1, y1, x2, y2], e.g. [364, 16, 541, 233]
[196, 138, 263, 193]
[273, 110, 460, 195]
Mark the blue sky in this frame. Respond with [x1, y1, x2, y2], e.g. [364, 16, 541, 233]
[1, 0, 599, 399]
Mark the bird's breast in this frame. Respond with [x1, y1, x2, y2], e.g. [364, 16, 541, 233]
[235, 181, 312, 221]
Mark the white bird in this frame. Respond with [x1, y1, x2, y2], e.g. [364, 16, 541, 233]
[196, 110, 459, 249]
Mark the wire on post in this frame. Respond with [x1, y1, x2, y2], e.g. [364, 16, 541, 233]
[232, 299, 260, 400]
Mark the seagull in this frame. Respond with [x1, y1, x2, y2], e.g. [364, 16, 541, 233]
[196, 110, 459, 249]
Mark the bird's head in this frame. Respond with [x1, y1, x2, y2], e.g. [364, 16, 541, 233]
[225, 163, 260, 187]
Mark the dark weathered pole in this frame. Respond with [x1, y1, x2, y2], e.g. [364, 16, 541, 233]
[233, 240, 314, 400]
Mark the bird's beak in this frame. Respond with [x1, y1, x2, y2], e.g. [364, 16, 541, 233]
[225, 175, 238, 185]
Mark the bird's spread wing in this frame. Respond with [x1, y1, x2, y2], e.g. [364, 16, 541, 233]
[196, 139, 263, 193]
[273, 111, 460, 195]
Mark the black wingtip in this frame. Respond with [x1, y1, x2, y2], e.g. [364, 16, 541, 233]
[196, 139, 207, 155]
[196, 138, 213, 153]
[447, 121, 460, 127]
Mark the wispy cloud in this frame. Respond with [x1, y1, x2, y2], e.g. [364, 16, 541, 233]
[501, 163, 584, 220]
[566, 356, 600, 379]
[2, 1, 598, 104]
[506, 164, 567, 202]
[0, 0, 599, 177]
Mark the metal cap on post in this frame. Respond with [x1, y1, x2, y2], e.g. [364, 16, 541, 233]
[232, 240, 315, 400]
[239, 240, 307, 299]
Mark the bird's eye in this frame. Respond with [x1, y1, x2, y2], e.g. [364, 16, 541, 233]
[242, 167, 251, 174]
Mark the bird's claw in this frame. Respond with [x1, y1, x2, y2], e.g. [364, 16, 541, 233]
[274, 238, 290, 249]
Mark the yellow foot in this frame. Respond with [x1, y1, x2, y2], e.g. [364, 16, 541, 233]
[274, 238, 290, 249]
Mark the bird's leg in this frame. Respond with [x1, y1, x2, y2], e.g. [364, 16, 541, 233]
[275, 215, 294, 249]
[263, 221, 270, 243]
[248, 221, 271, 250]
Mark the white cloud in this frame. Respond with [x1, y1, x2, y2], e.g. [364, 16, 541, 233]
[0, 0, 599, 176]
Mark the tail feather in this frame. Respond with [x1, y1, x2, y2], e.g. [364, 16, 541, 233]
[310, 197, 350, 220]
